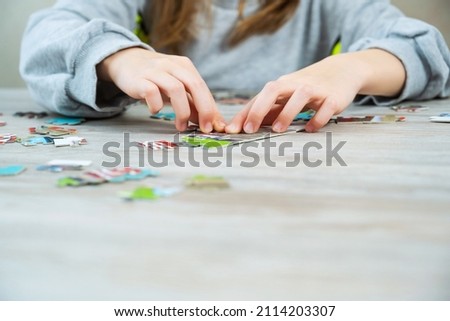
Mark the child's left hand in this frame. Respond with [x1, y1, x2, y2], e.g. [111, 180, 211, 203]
[225, 50, 405, 133]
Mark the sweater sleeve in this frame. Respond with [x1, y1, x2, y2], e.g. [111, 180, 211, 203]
[20, 0, 152, 118]
[331, 0, 450, 105]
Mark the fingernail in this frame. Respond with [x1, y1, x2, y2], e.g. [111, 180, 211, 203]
[226, 124, 239, 133]
[273, 122, 283, 133]
[203, 122, 213, 133]
[244, 122, 254, 133]
[305, 124, 314, 132]
[216, 120, 227, 130]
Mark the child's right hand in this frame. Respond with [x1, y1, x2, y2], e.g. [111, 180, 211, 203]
[96, 47, 224, 133]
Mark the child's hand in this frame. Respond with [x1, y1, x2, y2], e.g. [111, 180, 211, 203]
[225, 50, 405, 133]
[97, 47, 225, 132]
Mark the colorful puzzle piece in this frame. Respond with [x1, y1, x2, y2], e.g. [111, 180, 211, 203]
[186, 175, 230, 189]
[391, 105, 429, 113]
[140, 140, 179, 150]
[29, 125, 77, 136]
[0, 165, 27, 176]
[430, 113, 450, 123]
[0, 134, 17, 144]
[150, 112, 176, 121]
[293, 110, 315, 122]
[182, 135, 233, 148]
[46, 117, 86, 125]
[120, 186, 181, 201]
[53, 136, 87, 147]
[36, 159, 92, 172]
[180, 125, 305, 148]
[335, 115, 405, 124]
[58, 167, 159, 187]
[20, 136, 54, 146]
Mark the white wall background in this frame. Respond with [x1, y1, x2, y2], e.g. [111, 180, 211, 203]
[1, 0, 450, 87]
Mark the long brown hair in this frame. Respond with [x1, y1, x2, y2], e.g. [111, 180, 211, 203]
[145, 0, 300, 55]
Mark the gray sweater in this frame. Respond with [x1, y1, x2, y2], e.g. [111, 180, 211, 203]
[20, 0, 450, 118]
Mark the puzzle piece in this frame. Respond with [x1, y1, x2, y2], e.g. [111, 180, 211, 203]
[57, 176, 104, 187]
[335, 115, 405, 124]
[58, 167, 159, 187]
[36, 159, 92, 172]
[53, 136, 87, 147]
[430, 113, 450, 123]
[46, 117, 86, 125]
[0, 134, 18, 144]
[182, 134, 233, 148]
[21, 136, 54, 146]
[14, 111, 49, 119]
[0, 165, 26, 176]
[140, 140, 179, 150]
[0, 121, 6, 127]
[29, 125, 77, 136]
[150, 112, 176, 121]
[391, 105, 429, 113]
[180, 125, 305, 148]
[186, 175, 230, 189]
[120, 186, 181, 201]
[293, 110, 315, 122]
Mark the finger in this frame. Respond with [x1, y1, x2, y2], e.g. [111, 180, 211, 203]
[146, 72, 191, 131]
[213, 117, 227, 133]
[167, 58, 216, 133]
[187, 94, 199, 125]
[225, 99, 255, 134]
[140, 81, 164, 115]
[272, 86, 313, 132]
[305, 97, 338, 132]
[243, 81, 294, 133]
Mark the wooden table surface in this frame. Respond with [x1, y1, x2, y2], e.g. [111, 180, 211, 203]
[1, 88, 449, 300]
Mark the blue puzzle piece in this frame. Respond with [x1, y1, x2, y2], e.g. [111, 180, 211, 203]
[293, 110, 314, 122]
[21, 136, 54, 146]
[47, 117, 86, 125]
[0, 165, 26, 176]
[150, 112, 176, 121]
[108, 169, 160, 183]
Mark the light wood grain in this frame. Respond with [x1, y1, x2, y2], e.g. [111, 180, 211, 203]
[1, 89, 449, 300]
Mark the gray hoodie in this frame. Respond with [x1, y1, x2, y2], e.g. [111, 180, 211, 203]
[20, 0, 450, 118]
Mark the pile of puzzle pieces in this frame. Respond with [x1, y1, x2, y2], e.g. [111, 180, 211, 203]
[58, 167, 160, 187]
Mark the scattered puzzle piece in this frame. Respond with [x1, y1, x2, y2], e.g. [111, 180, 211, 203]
[36, 159, 92, 172]
[430, 113, 450, 123]
[29, 125, 77, 136]
[186, 175, 230, 189]
[21, 136, 54, 146]
[0, 165, 26, 176]
[0, 134, 17, 144]
[14, 111, 49, 119]
[140, 140, 179, 150]
[335, 115, 405, 124]
[150, 112, 176, 121]
[47, 117, 86, 125]
[58, 167, 159, 187]
[182, 134, 233, 148]
[391, 105, 429, 113]
[120, 186, 181, 201]
[0, 121, 6, 127]
[293, 110, 315, 122]
[120, 186, 160, 200]
[53, 136, 87, 147]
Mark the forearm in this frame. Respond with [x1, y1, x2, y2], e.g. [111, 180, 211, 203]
[342, 49, 407, 98]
